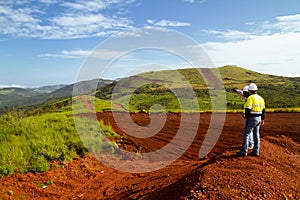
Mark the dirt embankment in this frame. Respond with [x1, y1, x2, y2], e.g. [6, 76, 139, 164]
[0, 112, 299, 199]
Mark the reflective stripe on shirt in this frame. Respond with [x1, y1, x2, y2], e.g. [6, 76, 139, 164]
[245, 94, 265, 114]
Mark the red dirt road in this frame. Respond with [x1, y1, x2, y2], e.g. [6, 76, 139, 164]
[0, 112, 299, 199]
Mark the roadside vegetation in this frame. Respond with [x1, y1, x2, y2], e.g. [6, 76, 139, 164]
[0, 100, 120, 178]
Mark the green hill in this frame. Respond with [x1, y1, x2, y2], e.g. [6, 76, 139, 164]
[95, 65, 300, 112]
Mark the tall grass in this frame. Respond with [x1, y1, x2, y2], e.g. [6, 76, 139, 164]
[0, 110, 120, 178]
[74, 117, 120, 154]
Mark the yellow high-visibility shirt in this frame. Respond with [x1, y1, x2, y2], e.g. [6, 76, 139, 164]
[245, 94, 265, 114]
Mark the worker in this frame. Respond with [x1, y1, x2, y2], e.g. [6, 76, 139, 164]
[233, 85, 254, 149]
[237, 83, 265, 156]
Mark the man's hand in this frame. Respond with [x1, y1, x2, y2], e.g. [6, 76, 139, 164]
[233, 88, 238, 92]
[261, 120, 264, 126]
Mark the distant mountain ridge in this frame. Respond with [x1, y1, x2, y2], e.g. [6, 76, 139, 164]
[32, 84, 67, 93]
[1, 66, 299, 113]
[0, 79, 112, 112]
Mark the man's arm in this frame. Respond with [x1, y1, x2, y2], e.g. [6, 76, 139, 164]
[261, 108, 266, 120]
[261, 108, 265, 126]
[233, 88, 244, 97]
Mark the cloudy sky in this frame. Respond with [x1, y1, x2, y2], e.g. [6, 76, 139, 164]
[0, 0, 300, 87]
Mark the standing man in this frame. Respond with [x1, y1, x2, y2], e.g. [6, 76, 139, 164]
[233, 85, 254, 149]
[237, 83, 265, 156]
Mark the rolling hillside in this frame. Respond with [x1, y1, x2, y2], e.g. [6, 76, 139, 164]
[0, 85, 66, 111]
[95, 65, 300, 112]
[1, 66, 299, 113]
[0, 79, 112, 113]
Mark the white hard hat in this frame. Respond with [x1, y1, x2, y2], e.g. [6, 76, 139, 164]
[242, 85, 249, 92]
[248, 83, 258, 91]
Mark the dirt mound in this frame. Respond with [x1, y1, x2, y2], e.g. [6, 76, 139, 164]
[184, 135, 300, 199]
[0, 113, 299, 199]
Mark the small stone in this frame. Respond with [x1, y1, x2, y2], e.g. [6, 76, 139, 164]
[8, 190, 14, 195]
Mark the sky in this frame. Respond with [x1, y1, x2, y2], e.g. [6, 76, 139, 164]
[0, 0, 300, 88]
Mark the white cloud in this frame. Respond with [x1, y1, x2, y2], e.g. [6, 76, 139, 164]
[199, 14, 300, 77]
[39, 0, 59, 4]
[202, 32, 300, 77]
[146, 19, 155, 24]
[39, 48, 129, 60]
[182, 0, 206, 3]
[52, 13, 130, 28]
[147, 19, 191, 27]
[263, 14, 300, 33]
[60, 0, 107, 12]
[0, 0, 136, 39]
[40, 49, 90, 58]
[183, 0, 195, 3]
[202, 14, 300, 41]
[0, 5, 41, 36]
[201, 29, 252, 41]
[0, 84, 26, 88]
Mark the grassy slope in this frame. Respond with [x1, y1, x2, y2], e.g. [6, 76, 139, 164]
[0, 99, 120, 178]
[220, 66, 299, 111]
[95, 65, 300, 112]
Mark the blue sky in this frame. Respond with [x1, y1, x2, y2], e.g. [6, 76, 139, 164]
[0, 0, 300, 88]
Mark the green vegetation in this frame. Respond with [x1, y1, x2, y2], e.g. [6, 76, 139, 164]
[0, 112, 79, 177]
[75, 117, 120, 154]
[128, 83, 180, 112]
[2, 66, 298, 114]
[95, 66, 299, 112]
[0, 102, 120, 178]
